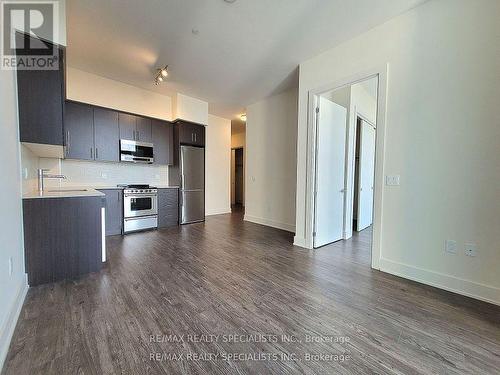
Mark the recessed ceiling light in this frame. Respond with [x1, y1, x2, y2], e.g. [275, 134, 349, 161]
[192, 28, 199, 35]
[224, 0, 237, 3]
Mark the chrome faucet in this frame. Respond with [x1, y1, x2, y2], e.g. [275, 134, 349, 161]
[38, 169, 67, 194]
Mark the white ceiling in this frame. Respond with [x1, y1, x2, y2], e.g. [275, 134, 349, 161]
[67, 0, 426, 119]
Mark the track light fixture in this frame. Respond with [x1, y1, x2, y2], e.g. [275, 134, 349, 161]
[154, 65, 169, 85]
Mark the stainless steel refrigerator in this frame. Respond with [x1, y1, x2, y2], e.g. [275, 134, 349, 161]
[180, 145, 205, 224]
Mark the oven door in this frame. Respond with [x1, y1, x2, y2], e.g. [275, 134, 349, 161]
[124, 194, 158, 218]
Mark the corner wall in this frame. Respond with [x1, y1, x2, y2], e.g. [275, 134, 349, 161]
[245, 89, 298, 232]
[295, 0, 500, 304]
[206, 115, 231, 215]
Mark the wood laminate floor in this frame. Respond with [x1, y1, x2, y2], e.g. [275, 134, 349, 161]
[3, 212, 500, 374]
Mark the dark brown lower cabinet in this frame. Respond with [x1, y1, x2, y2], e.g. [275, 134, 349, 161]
[98, 189, 123, 235]
[158, 188, 179, 228]
[23, 196, 104, 286]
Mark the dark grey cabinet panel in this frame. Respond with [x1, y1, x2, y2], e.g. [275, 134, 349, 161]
[16, 34, 64, 145]
[136, 117, 152, 143]
[119, 113, 137, 140]
[23, 196, 103, 286]
[152, 120, 173, 165]
[178, 121, 205, 147]
[158, 188, 179, 228]
[94, 108, 119, 162]
[64, 102, 94, 160]
[98, 189, 123, 235]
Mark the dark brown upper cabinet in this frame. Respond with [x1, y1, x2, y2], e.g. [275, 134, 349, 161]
[118, 113, 137, 141]
[152, 119, 173, 165]
[94, 107, 119, 162]
[136, 117, 152, 143]
[119, 113, 152, 143]
[16, 33, 65, 145]
[177, 120, 205, 147]
[64, 102, 94, 160]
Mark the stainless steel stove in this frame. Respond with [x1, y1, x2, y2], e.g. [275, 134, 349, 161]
[122, 185, 158, 233]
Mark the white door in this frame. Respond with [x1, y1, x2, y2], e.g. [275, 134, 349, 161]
[357, 120, 376, 231]
[314, 97, 347, 248]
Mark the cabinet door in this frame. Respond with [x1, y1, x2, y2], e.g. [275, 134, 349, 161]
[17, 34, 64, 145]
[136, 117, 152, 143]
[152, 119, 173, 165]
[99, 189, 123, 235]
[94, 107, 119, 162]
[178, 122, 195, 145]
[192, 124, 205, 147]
[119, 113, 137, 140]
[64, 102, 94, 160]
[158, 189, 179, 228]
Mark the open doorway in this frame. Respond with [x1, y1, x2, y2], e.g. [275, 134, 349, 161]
[231, 118, 246, 213]
[312, 76, 379, 258]
[231, 148, 244, 211]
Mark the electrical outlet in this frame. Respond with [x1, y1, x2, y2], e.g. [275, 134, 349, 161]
[445, 240, 457, 254]
[465, 243, 477, 257]
[385, 175, 400, 186]
[8, 257, 13, 276]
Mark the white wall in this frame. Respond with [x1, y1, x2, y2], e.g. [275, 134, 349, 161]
[67, 67, 172, 120]
[172, 93, 209, 125]
[245, 89, 298, 232]
[0, 67, 28, 370]
[231, 131, 246, 149]
[295, 0, 500, 304]
[205, 115, 231, 215]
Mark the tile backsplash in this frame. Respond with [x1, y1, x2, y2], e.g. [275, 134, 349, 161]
[39, 158, 168, 188]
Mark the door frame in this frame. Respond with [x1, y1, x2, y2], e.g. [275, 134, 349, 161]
[305, 65, 388, 270]
[355, 117, 376, 232]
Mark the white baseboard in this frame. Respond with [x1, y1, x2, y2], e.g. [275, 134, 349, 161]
[0, 275, 28, 371]
[244, 214, 295, 233]
[205, 208, 231, 216]
[293, 236, 310, 249]
[379, 258, 500, 306]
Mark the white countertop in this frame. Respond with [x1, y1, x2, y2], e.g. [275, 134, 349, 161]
[23, 187, 106, 199]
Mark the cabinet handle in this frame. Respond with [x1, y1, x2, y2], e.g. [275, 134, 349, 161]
[194, 133, 197, 142]
[136, 130, 139, 141]
[90, 147, 93, 159]
[95, 147, 98, 159]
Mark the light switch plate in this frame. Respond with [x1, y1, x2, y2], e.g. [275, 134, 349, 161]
[445, 240, 457, 254]
[465, 243, 477, 257]
[385, 175, 400, 186]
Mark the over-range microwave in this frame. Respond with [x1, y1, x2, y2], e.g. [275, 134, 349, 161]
[120, 139, 154, 164]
